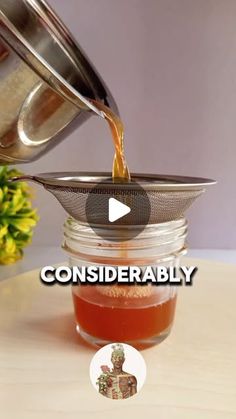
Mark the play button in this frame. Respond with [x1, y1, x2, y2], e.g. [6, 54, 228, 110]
[85, 177, 151, 241]
[109, 198, 131, 222]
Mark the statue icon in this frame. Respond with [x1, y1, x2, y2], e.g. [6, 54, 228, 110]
[96, 343, 137, 399]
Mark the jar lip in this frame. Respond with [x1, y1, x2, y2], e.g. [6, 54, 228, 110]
[64, 232, 187, 251]
[63, 217, 188, 248]
[64, 225, 187, 241]
[64, 216, 187, 233]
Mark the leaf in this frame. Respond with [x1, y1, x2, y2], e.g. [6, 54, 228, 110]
[9, 217, 37, 233]
[0, 248, 22, 265]
[0, 201, 10, 215]
[10, 191, 25, 214]
[0, 225, 8, 239]
[5, 234, 16, 254]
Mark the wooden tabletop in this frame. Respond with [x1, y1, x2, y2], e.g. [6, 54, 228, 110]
[0, 258, 235, 419]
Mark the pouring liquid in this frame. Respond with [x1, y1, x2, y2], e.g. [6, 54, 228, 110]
[72, 101, 176, 347]
[90, 100, 130, 181]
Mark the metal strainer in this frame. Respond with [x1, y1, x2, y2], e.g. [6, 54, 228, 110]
[12, 172, 216, 224]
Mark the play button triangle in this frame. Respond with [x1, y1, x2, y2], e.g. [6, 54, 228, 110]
[108, 197, 131, 222]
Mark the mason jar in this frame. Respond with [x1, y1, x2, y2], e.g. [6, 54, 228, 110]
[63, 217, 187, 349]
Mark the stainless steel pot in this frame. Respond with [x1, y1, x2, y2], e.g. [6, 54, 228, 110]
[0, 0, 118, 164]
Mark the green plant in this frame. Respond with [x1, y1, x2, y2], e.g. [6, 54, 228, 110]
[0, 166, 39, 265]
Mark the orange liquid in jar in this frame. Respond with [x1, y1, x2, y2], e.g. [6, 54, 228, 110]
[72, 285, 177, 343]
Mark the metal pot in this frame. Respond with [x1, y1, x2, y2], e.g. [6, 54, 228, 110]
[0, 0, 118, 164]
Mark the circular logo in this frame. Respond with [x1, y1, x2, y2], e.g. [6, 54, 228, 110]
[89, 343, 147, 399]
[85, 177, 151, 241]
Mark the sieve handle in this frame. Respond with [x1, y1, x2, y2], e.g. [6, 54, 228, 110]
[10, 175, 46, 186]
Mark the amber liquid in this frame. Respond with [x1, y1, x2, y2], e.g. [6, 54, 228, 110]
[74, 102, 176, 345]
[72, 285, 177, 344]
[91, 100, 130, 181]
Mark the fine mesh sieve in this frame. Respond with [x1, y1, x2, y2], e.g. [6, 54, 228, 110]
[12, 172, 216, 225]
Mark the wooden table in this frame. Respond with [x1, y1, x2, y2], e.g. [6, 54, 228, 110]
[0, 258, 235, 419]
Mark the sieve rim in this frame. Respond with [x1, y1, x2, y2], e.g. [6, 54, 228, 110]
[32, 171, 216, 191]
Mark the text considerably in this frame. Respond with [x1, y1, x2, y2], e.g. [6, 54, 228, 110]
[40, 265, 197, 286]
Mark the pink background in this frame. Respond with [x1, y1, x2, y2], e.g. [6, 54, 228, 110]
[20, 0, 236, 248]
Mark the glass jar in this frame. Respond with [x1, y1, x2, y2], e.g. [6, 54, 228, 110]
[63, 217, 187, 349]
